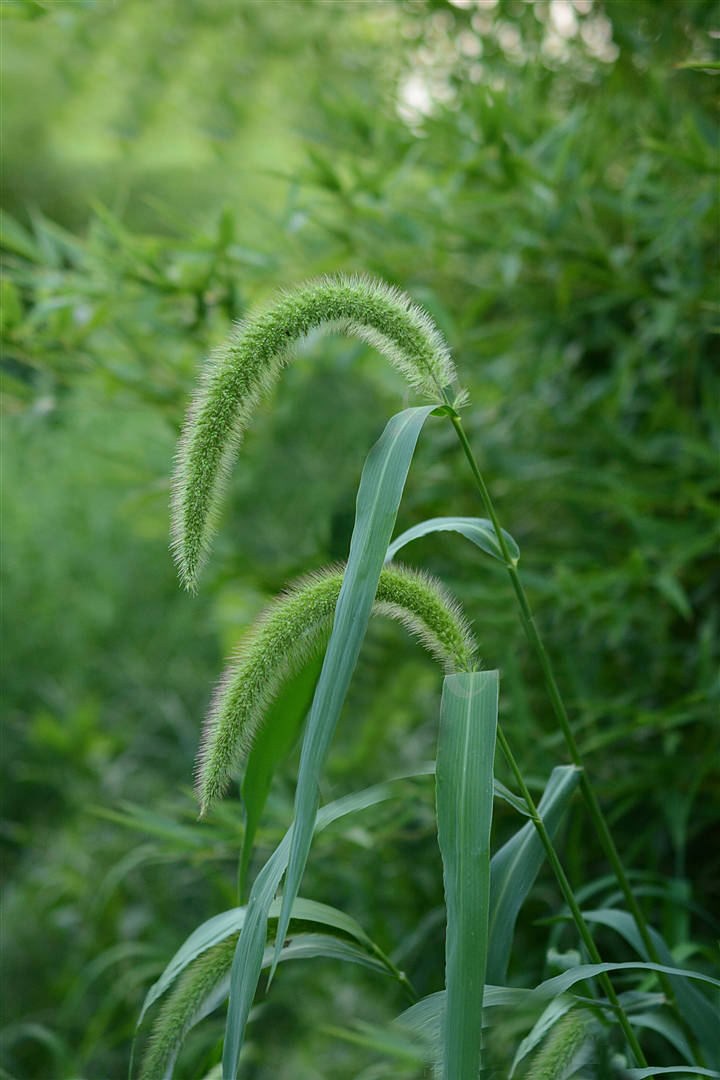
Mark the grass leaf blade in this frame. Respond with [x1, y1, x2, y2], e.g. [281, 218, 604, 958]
[386, 516, 520, 565]
[578, 908, 720, 1065]
[239, 655, 323, 900]
[270, 406, 435, 981]
[486, 764, 581, 985]
[437, 670, 498, 1080]
[533, 962, 720, 1000]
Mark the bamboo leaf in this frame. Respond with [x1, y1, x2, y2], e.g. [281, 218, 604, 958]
[486, 764, 581, 985]
[386, 516, 520, 566]
[269, 406, 435, 981]
[437, 670, 498, 1080]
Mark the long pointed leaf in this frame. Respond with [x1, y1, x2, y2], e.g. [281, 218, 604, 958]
[222, 674, 437, 1078]
[626, 1070, 720, 1078]
[437, 670, 498, 1080]
[486, 764, 581, 985]
[533, 961, 720, 1001]
[270, 406, 435, 980]
[239, 654, 323, 899]
[148, 931, 397, 1080]
[139, 896, 379, 1032]
[386, 516, 520, 565]
[577, 907, 720, 1065]
[395, 986, 530, 1073]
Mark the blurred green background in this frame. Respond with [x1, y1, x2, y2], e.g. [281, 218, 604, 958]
[2, 1, 718, 1077]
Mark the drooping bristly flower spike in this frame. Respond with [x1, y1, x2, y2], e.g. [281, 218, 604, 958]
[170, 274, 458, 589]
[140, 935, 238, 1080]
[527, 1011, 595, 1080]
[195, 561, 477, 817]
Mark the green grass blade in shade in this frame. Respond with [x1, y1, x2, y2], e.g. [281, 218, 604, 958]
[238, 654, 323, 900]
[139, 907, 249, 1028]
[261, 933, 391, 976]
[486, 765, 581, 985]
[533, 962, 720, 1001]
[630, 1013, 695, 1065]
[396, 986, 530, 1073]
[437, 670, 498, 1080]
[269, 406, 435, 985]
[625, 1070, 720, 1078]
[577, 908, 720, 1065]
[222, 750, 437, 1079]
[138, 896, 376, 1033]
[386, 516, 520, 566]
[493, 777, 533, 818]
[140, 775, 415, 1033]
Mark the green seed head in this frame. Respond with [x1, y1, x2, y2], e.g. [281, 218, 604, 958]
[195, 561, 476, 816]
[140, 935, 237, 1080]
[527, 1010, 594, 1080]
[171, 274, 458, 589]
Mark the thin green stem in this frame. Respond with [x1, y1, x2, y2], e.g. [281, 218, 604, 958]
[496, 726, 649, 1071]
[445, 404, 699, 1059]
[370, 944, 419, 1003]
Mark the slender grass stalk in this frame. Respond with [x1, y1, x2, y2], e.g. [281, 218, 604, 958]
[443, 400, 695, 1058]
[495, 726, 649, 1070]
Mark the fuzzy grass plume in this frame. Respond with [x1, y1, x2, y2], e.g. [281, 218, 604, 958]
[196, 561, 476, 816]
[171, 274, 458, 589]
[526, 1011, 595, 1080]
[140, 935, 237, 1080]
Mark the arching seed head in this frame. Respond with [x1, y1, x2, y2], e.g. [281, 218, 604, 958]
[171, 274, 459, 590]
[195, 561, 477, 816]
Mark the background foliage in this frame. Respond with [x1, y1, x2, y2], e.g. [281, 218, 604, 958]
[2, 1, 718, 1077]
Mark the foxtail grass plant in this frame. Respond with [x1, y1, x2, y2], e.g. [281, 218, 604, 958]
[136, 275, 719, 1079]
[196, 561, 476, 816]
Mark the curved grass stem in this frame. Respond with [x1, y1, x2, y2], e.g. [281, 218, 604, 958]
[445, 405, 699, 1065]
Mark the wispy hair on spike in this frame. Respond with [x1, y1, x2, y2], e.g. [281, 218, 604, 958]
[171, 275, 458, 589]
[140, 935, 237, 1080]
[195, 562, 476, 816]
[527, 1011, 596, 1080]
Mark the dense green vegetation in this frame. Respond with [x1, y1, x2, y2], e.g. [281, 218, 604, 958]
[2, 1, 718, 1078]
